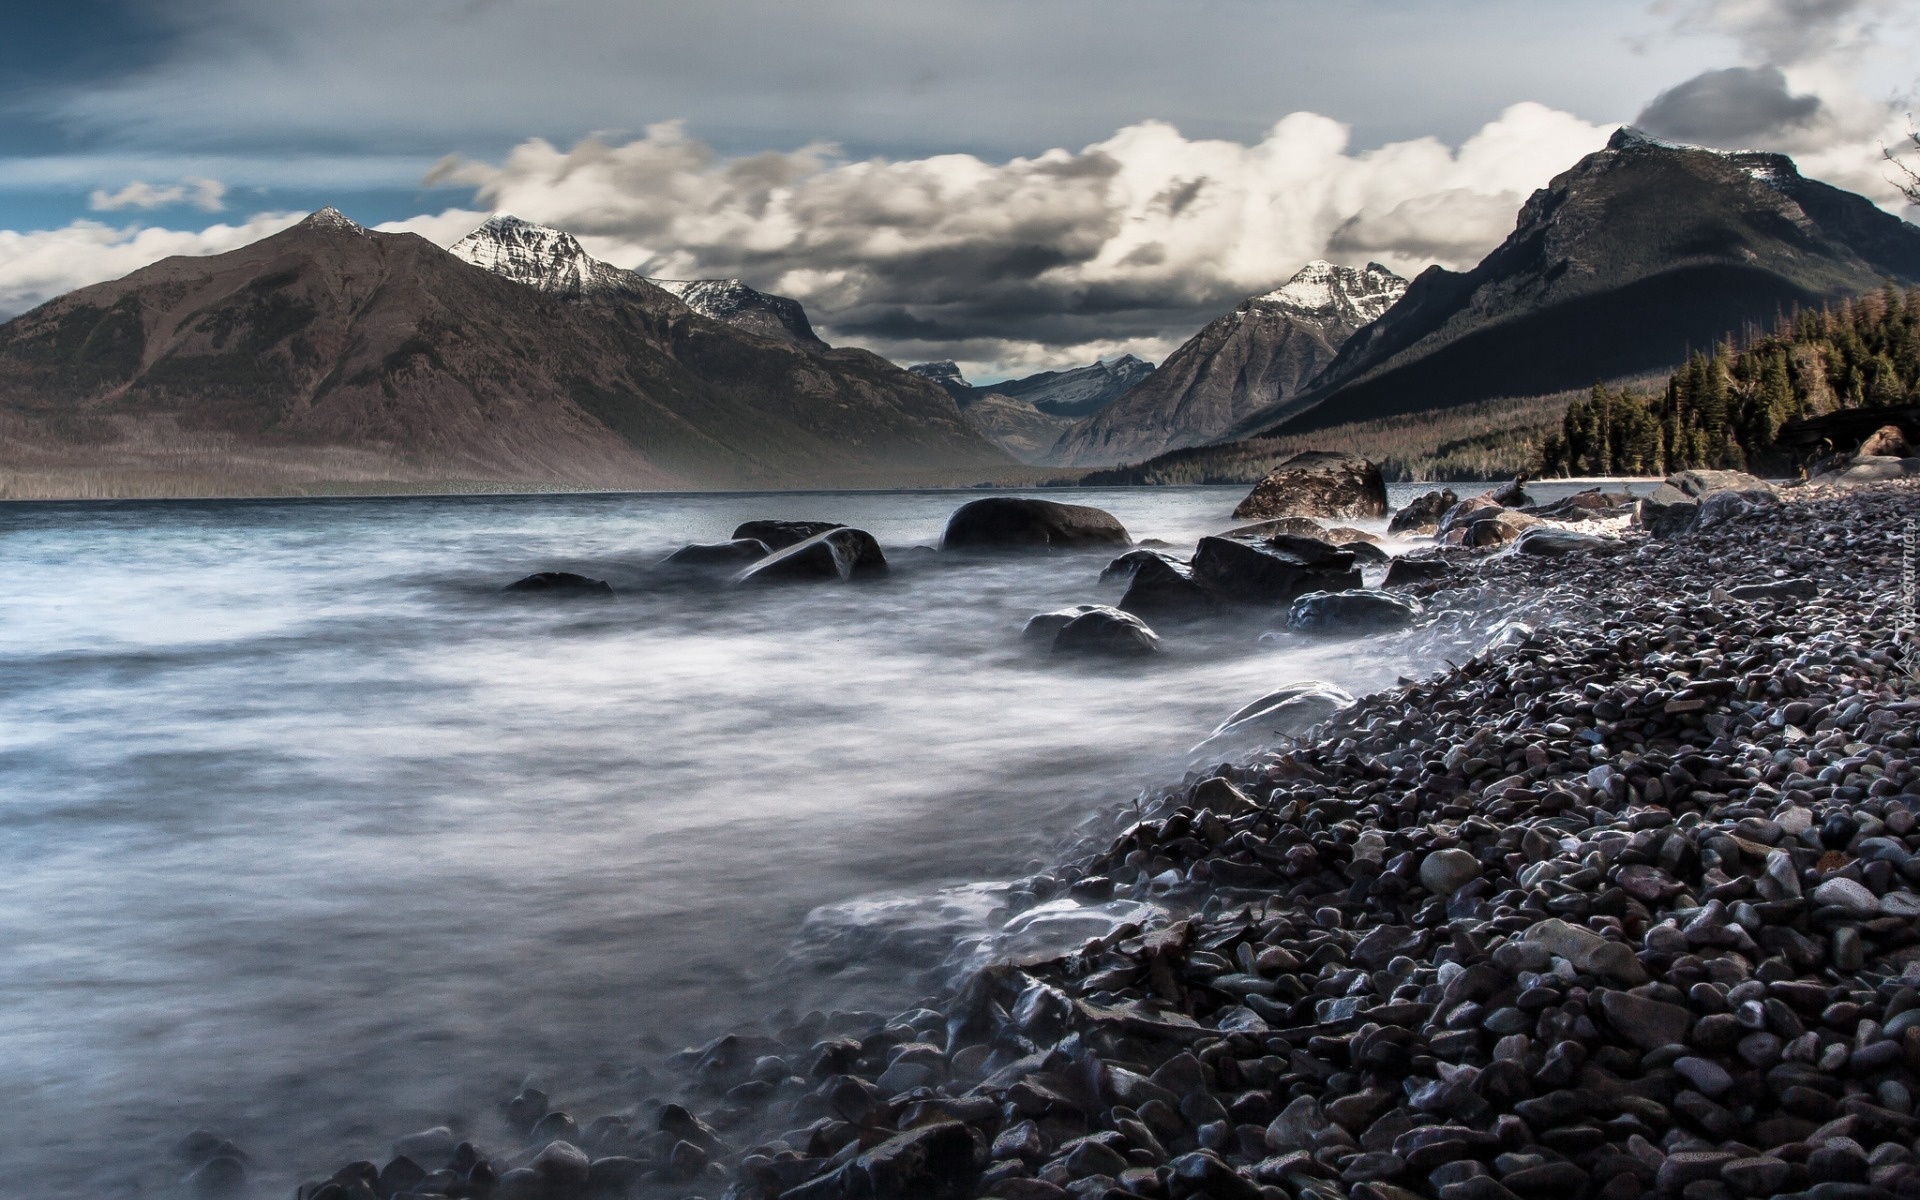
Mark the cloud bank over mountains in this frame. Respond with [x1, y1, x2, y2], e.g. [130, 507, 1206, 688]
[0, 0, 1913, 377]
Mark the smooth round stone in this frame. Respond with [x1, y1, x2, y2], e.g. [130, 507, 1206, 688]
[1420, 848, 1483, 897]
[1811, 877, 1878, 917]
[1673, 1056, 1733, 1098]
[1880, 892, 1920, 918]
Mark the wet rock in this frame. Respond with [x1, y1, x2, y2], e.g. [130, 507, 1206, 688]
[1639, 485, 1700, 538]
[732, 520, 843, 550]
[941, 498, 1131, 550]
[1485, 478, 1532, 507]
[1725, 578, 1817, 601]
[1389, 489, 1459, 535]
[1100, 548, 1182, 583]
[502, 571, 613, 596]
[663, 538, 772, 566]
[1052, 607, 1161, 657]
[1023, 604, 1112, 643]
[1231, 451, 1389, 521]
[1287, 589, 1421, 633]
[1189, 682, 1354, 759]
[1383, 555, 1455, 588]
[1192, 535, 1361, 606]
[1698, 488, 1783, 529]
[733, 527, 888, 584]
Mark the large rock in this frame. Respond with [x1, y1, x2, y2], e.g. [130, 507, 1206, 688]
[1485, 478, 1531, 507]
[1052, 607, 1161, 656]
[1383, 556, 1454, 588]
[662, 538, 771, 566]
[1191, 535, 1361, 605]
[503, 571, 613, 596]
[1696, 487, 1782, 529]
[1522, 488, 1635, 521]
[1638, 483, 1700, 538]
[1436, 496, 1500, 537]
[1388, 489, 1457, 535]
[1189, 682, 1355, 759]
[1287, 589, 1422, 632]
[1446, 508, 1538, 547]
[732, 520, 844, 550]
[732, 527, 888, 584]
[1860, 424, 1911, 457]
[941, 497, 1131, 550]
[1100, 549, 1182, 583]
[1811, 455, 1920, 487]
[1231, 451, 1388, 521]
[1119, 555, 1216, 616]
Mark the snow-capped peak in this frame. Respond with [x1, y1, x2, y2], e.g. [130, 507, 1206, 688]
[301, 207, 365, 234]
[908, 361, 970, 388]
[1254, 260, 1407, 324]
[448, 214, 621, 295]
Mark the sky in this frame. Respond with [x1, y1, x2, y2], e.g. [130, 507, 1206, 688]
[1, 0, 1916, 380]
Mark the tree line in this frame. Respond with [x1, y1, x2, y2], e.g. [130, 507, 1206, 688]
[1538, 285, 1920, 477]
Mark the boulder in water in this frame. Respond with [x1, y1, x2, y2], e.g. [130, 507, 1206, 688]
[733, 527, 888, 584]
[1220, 516, 1331, 540]
[1100, 548, 1182, 583]
[941, 497, 1131, 550]
[1485, 477, 1532, 507]
[662, 538, 771, 566]
[1231, 451, 1388, 521]
[1388, 489, 1457, 535]
[1052, 607, 1161, 656]
[503, 571, 613, 597]
[1191, 535, 1360, 605]
[732, 520, 844, 550]
[1287, 589, 1422, 632]
[1022, 604, 1109, 643]
[1119, 555, 1216, 616]
[1189, 682, 1355, 759]
[1513, 526, 1615, 556]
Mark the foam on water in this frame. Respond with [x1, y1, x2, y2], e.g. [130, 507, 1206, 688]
[0, 482, 1630, 1195]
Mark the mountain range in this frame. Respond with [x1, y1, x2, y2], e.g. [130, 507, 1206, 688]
[1049, 262, 1406, 466]
[907, 356, 1155, 463]
[0, 211, 1008, 493]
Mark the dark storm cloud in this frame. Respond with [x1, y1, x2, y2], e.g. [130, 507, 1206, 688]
[1634, 65, 1823, 146]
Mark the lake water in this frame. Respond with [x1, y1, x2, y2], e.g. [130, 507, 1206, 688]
[0, 482, 1631, 1197]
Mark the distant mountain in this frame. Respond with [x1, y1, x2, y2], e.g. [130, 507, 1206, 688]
[1050, 261, 1406, 466]
[0, 210, 1009, 495]
[645, 279, 828, 350]
[1248, 127, 1920, 438]
[906, 356, 1156, 464]
[449, 216, 829, 350]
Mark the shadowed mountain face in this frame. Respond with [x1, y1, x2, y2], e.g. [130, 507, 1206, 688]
[1250, 128, 1920, 438]
[0, 211, 1008, 493]
[647, 279, 828, 350]
[1050, 261, 1406, 466]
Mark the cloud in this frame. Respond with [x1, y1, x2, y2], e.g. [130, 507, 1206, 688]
[87, 177, 227, 212]
[0, 213, 301, 319]
[1635, 65, 1823, 146]
[416, 103, 1613, 370]
[1657, 0, 1894, 66]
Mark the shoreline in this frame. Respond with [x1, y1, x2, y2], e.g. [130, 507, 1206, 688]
[268, 480, 1920, 1200]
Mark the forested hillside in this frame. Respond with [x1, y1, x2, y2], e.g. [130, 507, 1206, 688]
[1540, 286, 1920, 476]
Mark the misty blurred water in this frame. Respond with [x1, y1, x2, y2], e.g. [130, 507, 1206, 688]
[0, 482, 1624, 1196]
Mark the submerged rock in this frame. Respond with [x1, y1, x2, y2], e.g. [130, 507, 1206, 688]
[1022, 604, 1110, 643]
[1189, 682, 1355, 759]
[1231, 451, 1388, 521]
[1100, 548, 1183, 583]
[732, 527, 887, 583]
[1118, 554, 1216, 616]
[941, 497, 1131, 550]
[1512, 526, 1614, 556]
[1191, 535, 1360, 605]
[502, 571, 613, 596]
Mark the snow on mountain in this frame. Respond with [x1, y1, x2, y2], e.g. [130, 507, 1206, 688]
[1253, 260, 1407, 325]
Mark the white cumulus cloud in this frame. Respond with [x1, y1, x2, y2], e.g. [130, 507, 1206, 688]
[87, 177, 228, 212]
[0, 214, 302, 319]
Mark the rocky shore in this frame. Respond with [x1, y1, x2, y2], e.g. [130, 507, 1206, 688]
[249, 479, 1920, 1200]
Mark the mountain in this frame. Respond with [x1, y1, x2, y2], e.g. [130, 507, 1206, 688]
[0, 210, 1009, 495]
[448, 215, 830, 350]
[905, 356, 1156, 464]
[1246, 128, 1920, 438]
[908, 356, 1154, 417]
[1049, 261, 1406, 466]
[645, 279, 828, 350]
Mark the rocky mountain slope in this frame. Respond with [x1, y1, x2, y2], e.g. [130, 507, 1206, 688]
[0, 210, 1008, 494]
[1251, 128, 1920, 437]
[644, 278, 827, 350]
[1051, 261, 1406, 466]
